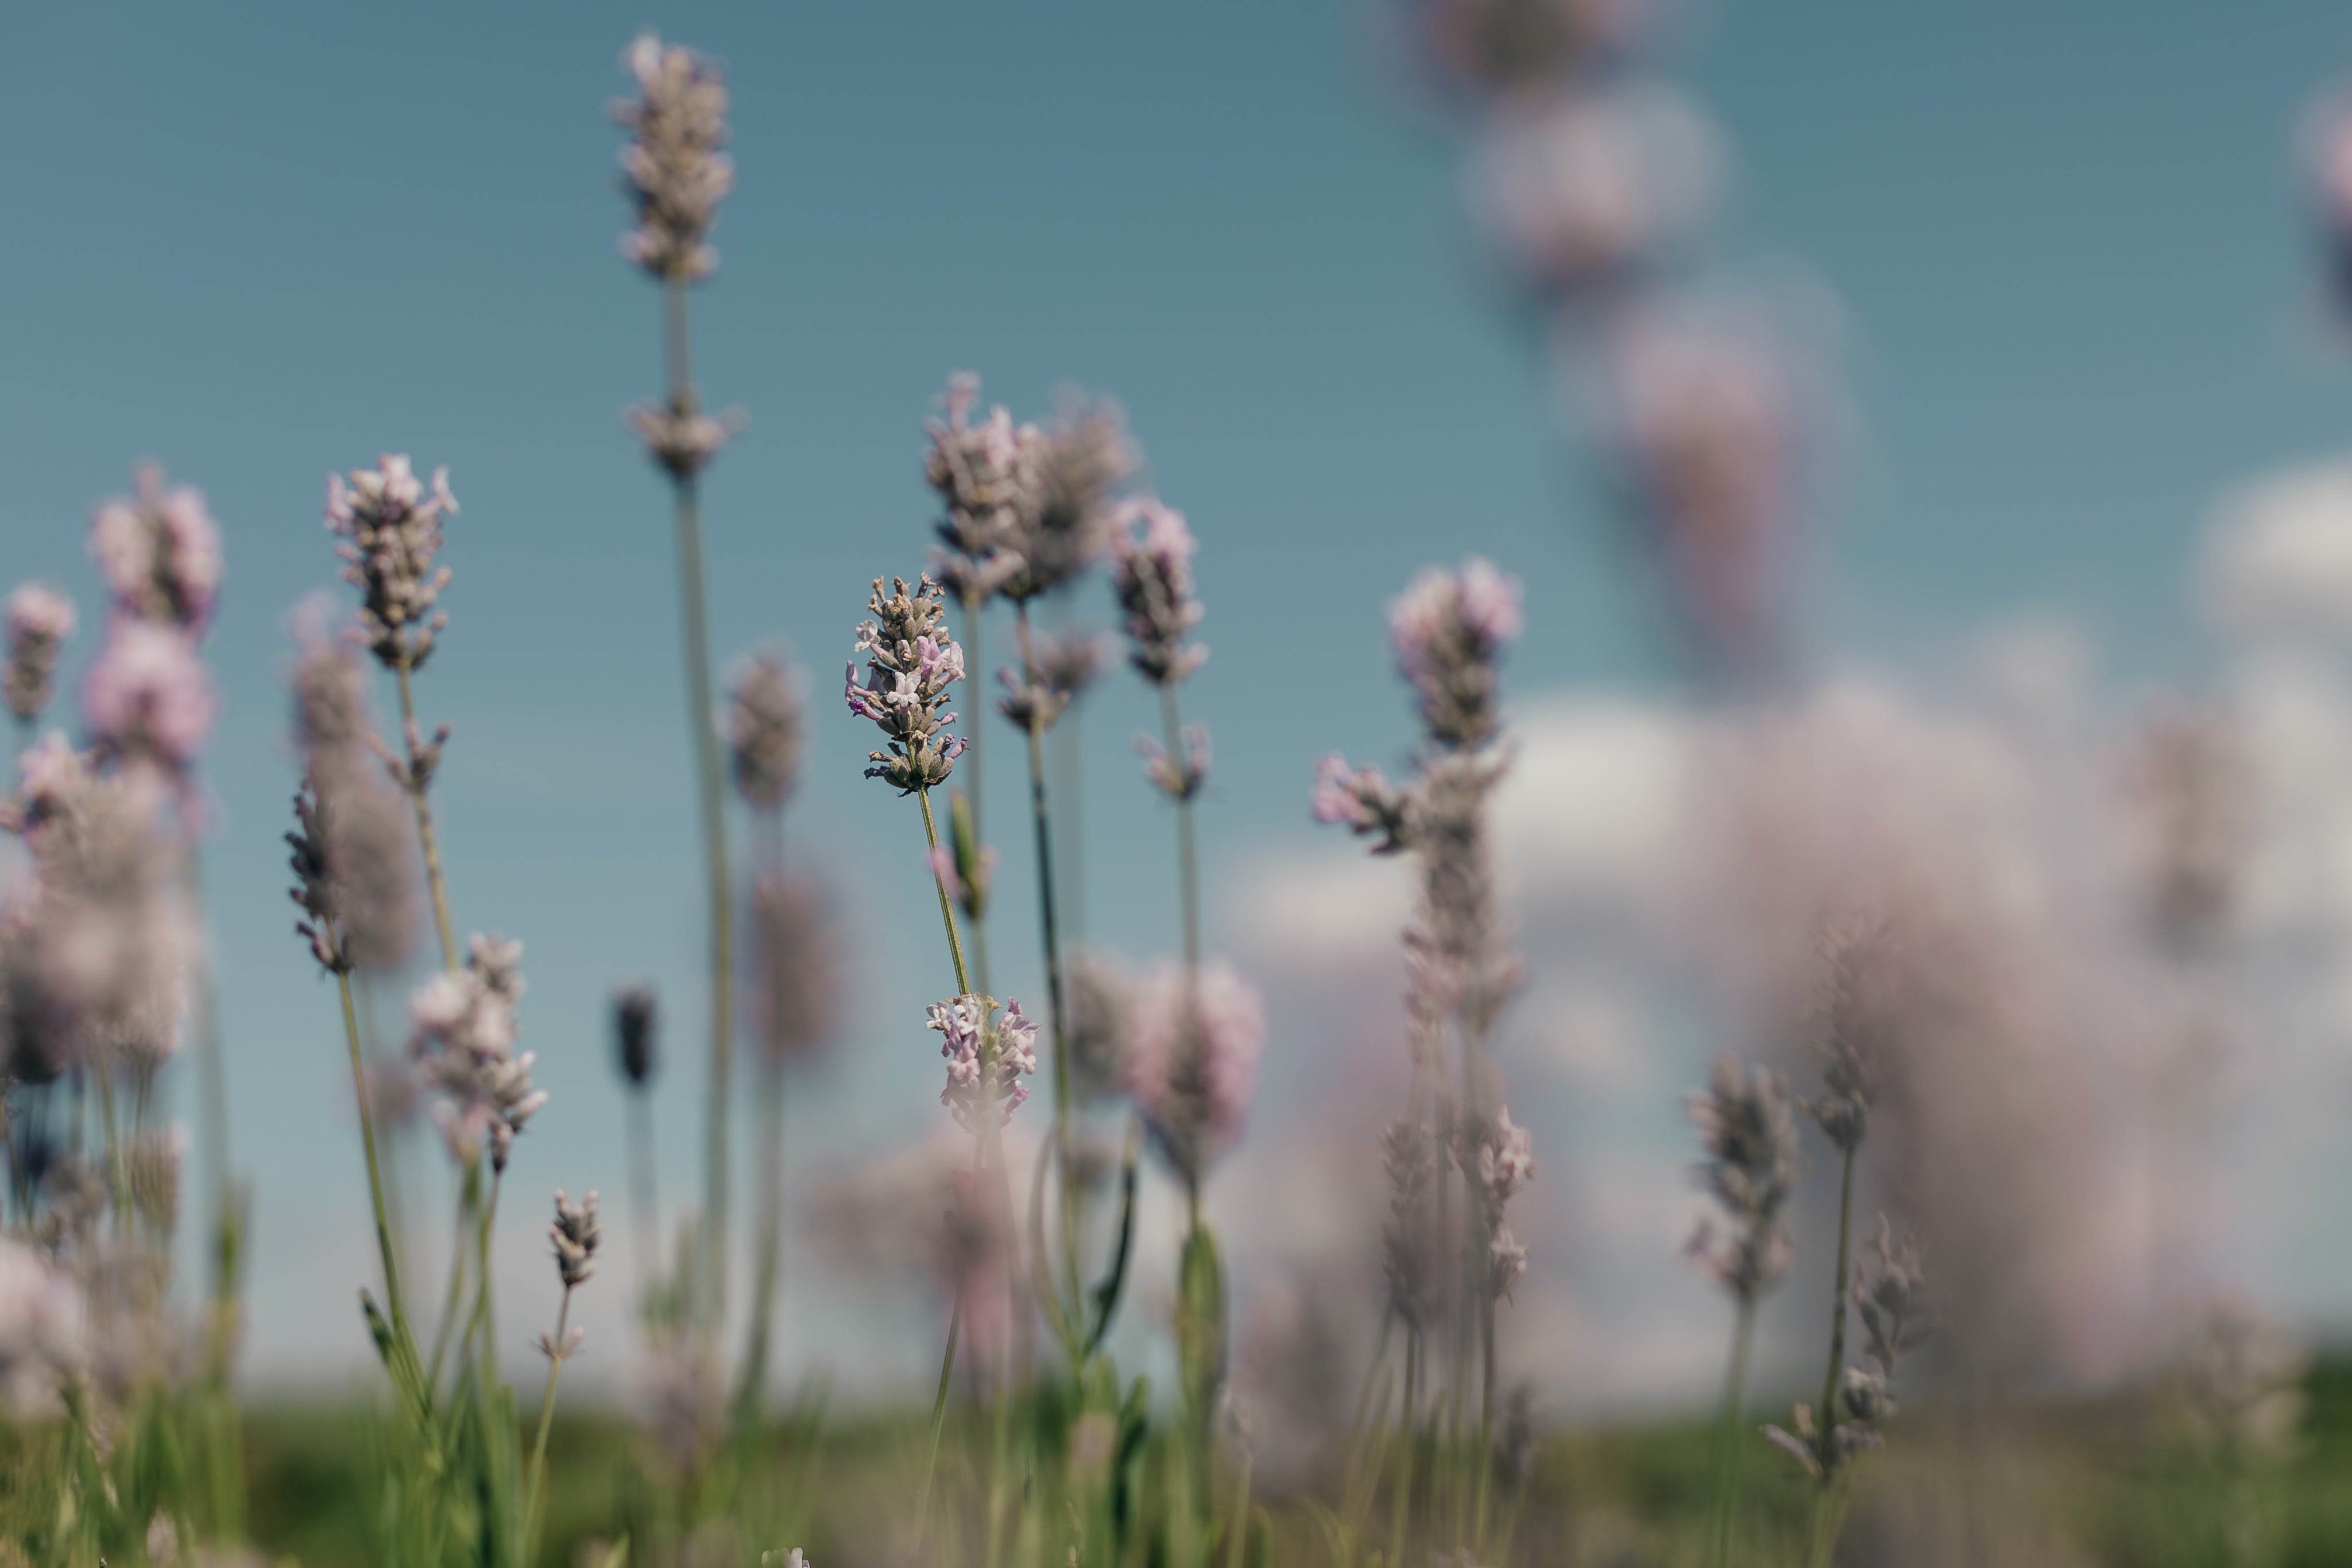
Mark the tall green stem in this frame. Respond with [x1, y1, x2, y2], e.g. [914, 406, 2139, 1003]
[736, 1067, 786, 1424]
[1157, 684, 1200, 971]
[339, 968, 413, 1362]
[1015, 606, 1082, 1334]
[1803, 1144, 1861, 1568]
[523, 1284, 575, 1556]
[661, 278, 734, 1339]
[394, 660, 459, 973]
[1707, 1296, 1758, 1568]
[912, 1284, 965, 1552]
[917, 787, 973, 997]
[426, 1166, 481, 1400]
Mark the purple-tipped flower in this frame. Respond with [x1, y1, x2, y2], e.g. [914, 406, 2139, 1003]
[997, 396, 1135, 603]
[1123, 960, 1265, 1192]
[1456, 1106, 1537, 1298]
[4, 586, 75, 724]
[284, 617, 421, 975]
[997, 628, 1107, 734]
[925, 994, 1037, 1133]
[926, 374, 1036, 603]
[1136, 723, 1211, 802]
[1390, 557, 1522, 750]
[1685, 1052, 1803, 1303]
[1310, 754, 1413, 853]
[409, 935, 544, 1172]
[749, 870, 841, 1070]
[614, 33, 733, 284]
[88, 464, 222, 634]
[1111, 499, 1207, 687]
[846, 576, 969, 793]
[728, 647, 804, 811]
[324, 455, 458, 672]
[1065, 951, 1134, 1102]
[82, 621, 215, 773]
[1767, 1215, 1925, 1482]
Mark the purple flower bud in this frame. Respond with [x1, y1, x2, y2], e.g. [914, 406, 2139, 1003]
[848, 577, 968, 793]
[1136, 724, 1211, 802]
[924, 993, 1035, 1133]
[614, 34, 733, 284]
[1123, 960, 1265, 1191]
[88, 464, 222, 634]
[1389, 558, 1522, 749]
[1111, 499, 1208, 687]
[325, 455, 458, 672]
[1310, 753, 1414, 853]
[3, 584, 75, 724]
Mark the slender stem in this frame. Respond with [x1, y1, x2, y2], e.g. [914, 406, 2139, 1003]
[1226, 1446, 1255, 1568]
[178, 851, 234, 1375]
[628, 1093, 658, 1321]
[94, 1059, 127, 1225]
[1815, 1145, 1859, 1465]
[736, 1067, 786, 1424]
[962, 594, 988, 853]
[912, 1283, 965, 1552]
[661, 278, 735, 1339]
[394, 660, 459, 973]
[425, 1165, 479, 1400]
[1392, 1327, 1419, 1564]
[917, 788, 973, 997]
[1707, 1296, 1758, 1568]
[1158, 684, 1200, 971]
[1014, 606, 1083, 1338]
[469, 1169, 505, 1385]
[523, 1285, 574, 1556]
[339, 969, 409, 1344]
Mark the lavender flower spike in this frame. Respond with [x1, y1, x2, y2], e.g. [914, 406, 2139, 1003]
[89, 463, 223, 633]
[1111, 498, 1208, 687]
[728, 647, 804, 811]
[550, 1188, 602, 1287]
[926, 994, 1038, 1133]
[1310, 753, 1412, 853]
[409, 935, 545, 1172]
[1123, 960, 1265, 1192]
[83, 620, 216, 773]
[3, 585, 75, 723]
[846, 575, 969, 793]
[1685, 1052, 1803, 1302]
[1136, 723, 1211, 802]
[324, 455, 458, 672]
[925, 373, 1034, 603]
[1389, 557, 1523, 749]
[996, 394, 1136, 603]
[614, 33, 733, 284]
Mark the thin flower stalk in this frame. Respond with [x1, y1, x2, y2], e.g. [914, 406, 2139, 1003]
[524, 1190, 599, 1556]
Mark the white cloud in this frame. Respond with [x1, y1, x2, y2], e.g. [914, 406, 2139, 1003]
[2200, 459, 2352, 640]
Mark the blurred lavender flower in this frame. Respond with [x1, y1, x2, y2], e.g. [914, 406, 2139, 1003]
[0, 1236, 80, 1416]
[749, 870, 841, 1070]
[728, 648, 804, 812]
[82, 621, 215, 773]
[614, 33, 733, 284]
[2309, 91, 2352, 315]
[409, 935, 544, 1172]
[1468, 83, 1721, 300]
[613, 983, 658, 1088]
[1685, 1053, 1802, 1302]
[3, 585, 75, 724]
[1111, 499, 1207, 687]
[1809, 914, 1898, 1154]
[996, 397, 1136, 605]
[324, 455, 457, 673]
[996, 628, 1106, 733]
[926, 994, 1037, 1133]
[1459, 1107, 1537, 1299]
[285, 632, 420, 974]
[1136, 723, 1211, 802]
[1123, 961, 1265, 1194]
[924, 374, 1033, 603]
[2121, 703, 2245, 961]
[1390, 557, 1522, 750]
[1381, 1117, 1437, 1326]
[551, 1188, 602, 1288]
[1309, 754, 1413, 855]
[1765, 1215, 1924, 1483]
[845, 576, 969, 793]
[89, 464, 223, 634]
[628, 401, 743, 482]
[1417, 0, 1648, 99]
[1064, 951, 1134, 1102]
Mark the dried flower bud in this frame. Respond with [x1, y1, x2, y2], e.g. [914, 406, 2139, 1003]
[845, 576, 969, 793]
[728, 647, 804, 811]
[324, 455, 457, 672]
[3, 585, 75, 724]
[88, 463, 222, 634]
[1389, 557, 1522, 750]
[284, 626, 420, 975]
[551, 1188, 602, 1287]
[1123, 961, 1265, 1191]
[614, 33, 733, 283]
[1111, 499, 1207, 687]
[613, 984, 657, 1088]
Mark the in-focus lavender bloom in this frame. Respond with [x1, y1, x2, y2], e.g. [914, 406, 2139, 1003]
[1418, 0, 1649, 99]
[996, 397, 1136, 605]
[749, 870, 841, 1070]
[409, 935, 545, 1171]
[88, 464, 223, 634]
[926, 994, 1038, 1133]
[1468, 83, 1722, 300]
[926, 374, 1036, 603]
[996, 628, 1106, 734]
[3, 585, 75, 724]
[1123, 961, 1265, 1193]
[551, 1188, 602, 1287]
[1685, 1052, 1803, 1302]
[728, 648, 804, 811]
[82, 621, 215, 773]
[325, 455, 458, 672]
[614, 33, 733, 284]
[845, 576, 969, 793]
[1310, 754, 1412, 853]
[1111, 499, 1208, 687]
[613, 983, 658, 1088]
[1389, 557, 1522, 750]
[1136, 724, 1211, 802]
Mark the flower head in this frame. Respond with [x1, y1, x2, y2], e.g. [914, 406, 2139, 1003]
[1809, 914, 1899, 1153]
[629, 400, 743, 482]
[925, 994, 1036, 1133]
[1310, 754, 1412, 853]
[550, 1188, 602, 1288]
[1382, 1117, 1437, 1325]
[749, 870, 841, 1070]
[1136, 723, 1211, 802]
[1389, 557, 1522, 750]
[612, 983, 657, 1089]
[996, 397, 1135, 603]
[926, 374, 1036, 603]
[996, 628, 1107, 734]
[88, 464, 222, 634]
[409, 936, 544, 1171]
[324, 455, 458, 672]
[1065, 951, 1134, 1103]
[285, 621, 420, 974]
[1123, 961, 1264, 1191]
[728, 647, 804, 811]
[1684, 1052, 1802, 1302]
[4, 584, 75, 724]
[82, 621, 215, 773]
[614, 33, 733, 283]
[846, 576, 969, 793]
[1111, 499, 1207, 687]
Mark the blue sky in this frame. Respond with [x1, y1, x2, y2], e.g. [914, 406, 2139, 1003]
[4, 1, 2351, 1390]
